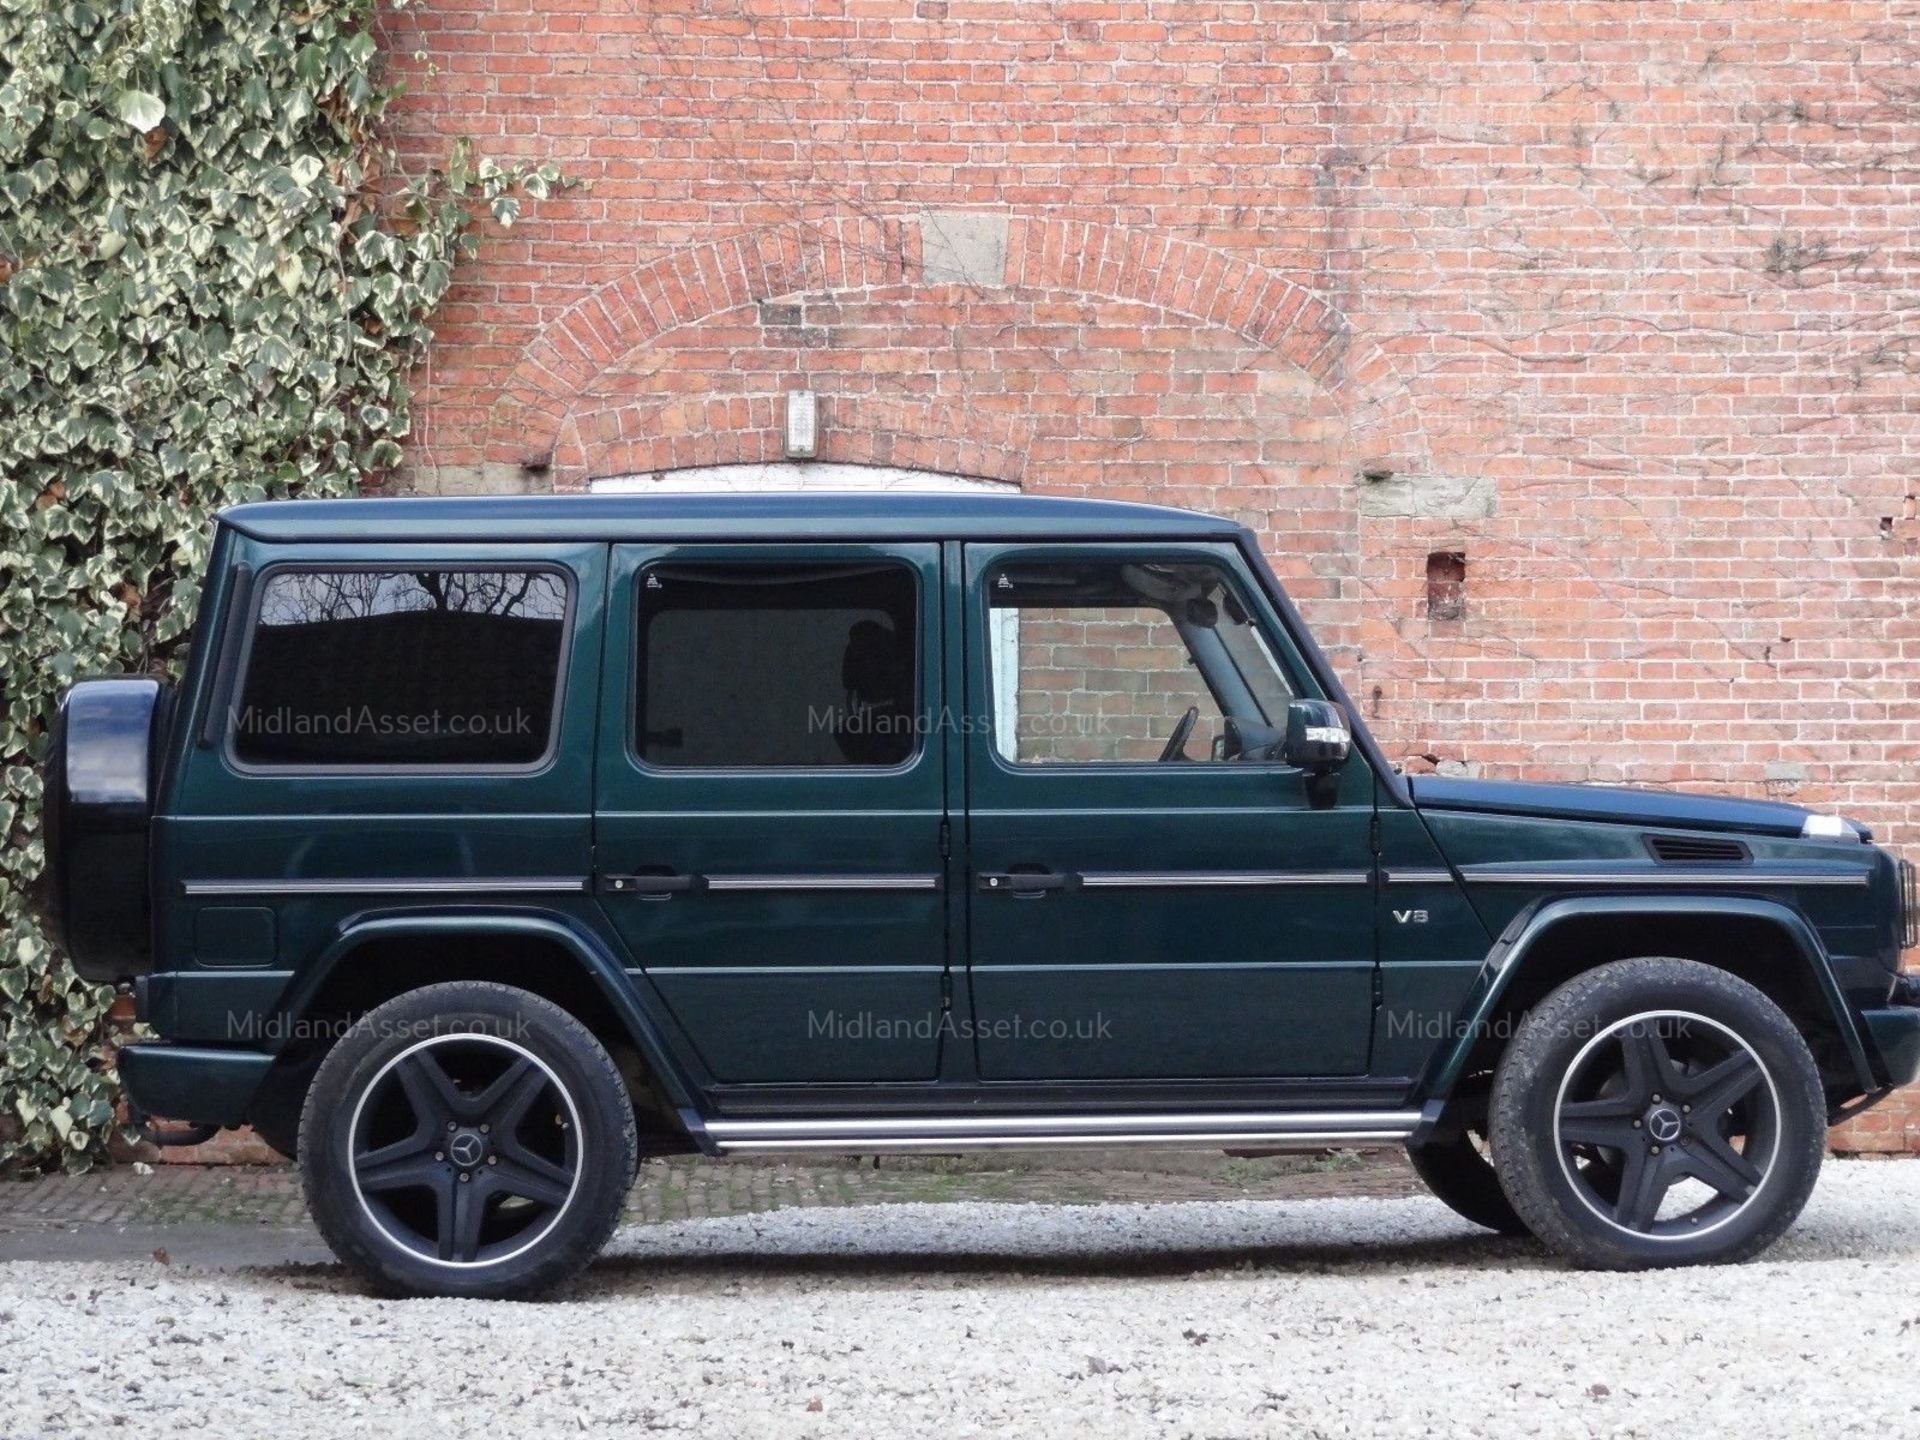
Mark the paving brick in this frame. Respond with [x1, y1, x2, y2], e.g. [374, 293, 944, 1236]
[0, 1154, 1425, 1241]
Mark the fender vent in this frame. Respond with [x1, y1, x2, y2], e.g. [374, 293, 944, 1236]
[1645, 834, 1750, 864]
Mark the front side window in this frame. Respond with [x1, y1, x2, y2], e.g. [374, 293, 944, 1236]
[232, 568, 569, 767]
[636, 562, 918, 769]
[986, 559, 1296, 765]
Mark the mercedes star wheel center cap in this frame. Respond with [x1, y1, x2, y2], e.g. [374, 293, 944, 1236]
[1645, 1105, 1683, 1144]
[448, 1130, 488, 1168]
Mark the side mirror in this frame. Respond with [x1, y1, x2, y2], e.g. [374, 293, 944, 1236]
[1283, 699, 1351, 773]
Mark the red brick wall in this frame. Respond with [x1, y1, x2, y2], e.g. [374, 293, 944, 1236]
[1011, 609, 1225, 763]
[376, 1, 1920, 1149]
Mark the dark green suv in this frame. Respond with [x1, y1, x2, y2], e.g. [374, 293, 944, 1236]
[41, 491, 1920, 1297]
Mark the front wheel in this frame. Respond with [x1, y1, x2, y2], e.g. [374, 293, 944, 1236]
[1489, 957, 1825, 1269]
[299, 982, 638, 1298]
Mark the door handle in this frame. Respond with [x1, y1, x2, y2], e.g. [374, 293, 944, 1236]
[599, 871, 699, 896]
[977, 869, 1072, 895]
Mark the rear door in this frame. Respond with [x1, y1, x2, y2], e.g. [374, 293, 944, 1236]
[594, 542, 949, 1084]
[961, 541, 1378, 1080]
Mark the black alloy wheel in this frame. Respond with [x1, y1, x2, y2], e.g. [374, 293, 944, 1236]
[348, 1033, 581, 1266]
[301, 982, 637, 1298]
[1550, 1010, 1778, 1237]
[1489, 957, 1824, 1269]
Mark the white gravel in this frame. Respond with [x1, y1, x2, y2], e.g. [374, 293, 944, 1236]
[5, 1159, 1920, 1438]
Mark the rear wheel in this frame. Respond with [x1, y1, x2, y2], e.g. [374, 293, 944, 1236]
[1489, 957, 1824, 1269]
[300, 982, 637, 1298]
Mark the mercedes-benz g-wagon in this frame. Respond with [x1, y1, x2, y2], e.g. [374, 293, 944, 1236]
[41, 492, 1920, 1297]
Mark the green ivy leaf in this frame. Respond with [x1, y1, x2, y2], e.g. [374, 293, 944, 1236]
[115, 90, 166, 135]
[0, 0, 572, 1176]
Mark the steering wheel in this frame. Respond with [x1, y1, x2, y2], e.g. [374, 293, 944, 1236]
[1159, 705, 1200, 762]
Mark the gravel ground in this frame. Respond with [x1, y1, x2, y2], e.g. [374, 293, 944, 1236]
[4, 1159, 1919, 1439]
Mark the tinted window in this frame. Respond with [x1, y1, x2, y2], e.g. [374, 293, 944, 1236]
[637, 563, 917, 768]
[232, 569, 568, 767]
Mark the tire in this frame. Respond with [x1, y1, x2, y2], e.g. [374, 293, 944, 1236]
[299, 982, 638, 1299]
[1489, 957, 1824, 1269]
[1407, 1128, 1528, 1235]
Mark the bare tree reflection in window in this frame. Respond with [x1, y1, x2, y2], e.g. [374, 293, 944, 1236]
[257, 571, 565, 627]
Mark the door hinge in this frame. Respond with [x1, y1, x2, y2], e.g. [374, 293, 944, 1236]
[1370, 968, 1384, 1008]
[1368, 812, 1382, 854]
[939, 819, 951, 859]
[939, 967, 953, 1011]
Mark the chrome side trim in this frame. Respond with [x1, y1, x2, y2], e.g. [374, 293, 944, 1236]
[1383, 869, 1454, 885]
[1459, 867, 1869, 889]
[180, 877, 590, 897]
[1075, 870, 1372, 889]
[702, 874, 942, 893]
[705, 1110, 1420, 1142]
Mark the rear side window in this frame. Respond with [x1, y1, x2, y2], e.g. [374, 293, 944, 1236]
[231, 568, 569, 768]
[636, 562, 918, 769]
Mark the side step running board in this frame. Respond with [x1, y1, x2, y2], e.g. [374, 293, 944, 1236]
[702, 1110, 1421, 1156]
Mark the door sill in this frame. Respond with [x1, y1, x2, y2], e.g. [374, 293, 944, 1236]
[700, 1108, 1420, 1155]
[702, 1076, 1414, 1117]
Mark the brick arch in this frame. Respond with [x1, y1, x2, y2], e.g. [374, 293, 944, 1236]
[484, 216, 1426, 478]
[553, 387, 1031, 491]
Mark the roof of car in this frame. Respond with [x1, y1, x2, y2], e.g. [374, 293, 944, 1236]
[217, 491, 1245, 545]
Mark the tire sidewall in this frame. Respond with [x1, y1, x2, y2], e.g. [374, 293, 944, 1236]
[299, 983, 635, 1299]
[1491, 959, 1825, 1269]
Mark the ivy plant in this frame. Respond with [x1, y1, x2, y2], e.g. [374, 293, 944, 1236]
[0, 0, 562, 1171]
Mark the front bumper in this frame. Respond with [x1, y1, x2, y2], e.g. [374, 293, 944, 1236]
[1861, 1006, 1920, 1090]
[118, 1043, 273, 1128]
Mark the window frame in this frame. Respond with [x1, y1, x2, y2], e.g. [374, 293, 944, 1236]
[979, 548, 1311, 774]
[625, 555, 928, 777]
[219, 559, 577, 778]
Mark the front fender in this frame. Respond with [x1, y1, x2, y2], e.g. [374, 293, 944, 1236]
[274, 910, 698, 1113]
[1416, 894, 1876, 1120]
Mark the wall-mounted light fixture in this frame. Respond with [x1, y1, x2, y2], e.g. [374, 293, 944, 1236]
[785, 390, 817, 459]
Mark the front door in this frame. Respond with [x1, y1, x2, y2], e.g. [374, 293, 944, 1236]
[961, 541, 1378, 1080]
[594, 542, 949, 1084]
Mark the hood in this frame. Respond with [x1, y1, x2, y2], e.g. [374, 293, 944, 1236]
[1407, 775, 1863, 841]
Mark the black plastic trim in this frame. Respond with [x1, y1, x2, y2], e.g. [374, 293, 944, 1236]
[197, 564, 253, 748]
